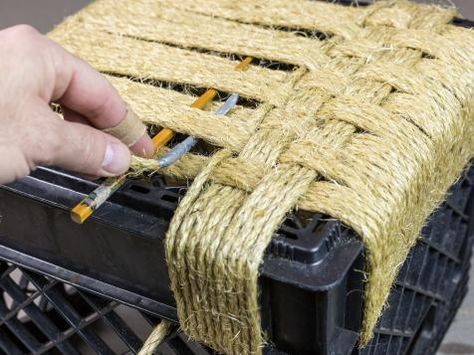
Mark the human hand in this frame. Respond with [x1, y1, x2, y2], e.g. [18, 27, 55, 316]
[0, 25, 154, 184]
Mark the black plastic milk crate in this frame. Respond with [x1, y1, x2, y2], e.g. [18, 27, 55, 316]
[0, 164, 364, 355]
[0, 4, 473, 354]
[0, 161, 472, 355]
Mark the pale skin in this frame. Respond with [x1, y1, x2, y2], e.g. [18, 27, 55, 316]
[0, 24, 154, 184]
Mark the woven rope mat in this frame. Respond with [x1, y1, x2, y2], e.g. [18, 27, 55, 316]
[50, 0, 474, 353]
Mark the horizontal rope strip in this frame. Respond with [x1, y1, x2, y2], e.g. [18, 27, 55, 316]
[443, 26, 474, 68]
[159, 0, 363, 39]
[107, 76, 260, 151]
[317, 96, 430, 140]
[383, 62, 471, 138]
[403, 2, 456, 30]
[363, 1, 455, 30]
[131, 151, 354, 214]
[354, 62, 422, 95]
[49, 28, 287, 105]
[72, 0, 328, 71]
[295, 68, 349, 96]
[361, 25, 466, 62]
[106, 75, 259, 118]
[364, 7, 413, 29]
[132, 132, 430, 215]
[132, 152, 267, 193]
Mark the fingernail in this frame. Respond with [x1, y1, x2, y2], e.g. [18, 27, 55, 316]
[102, 142, 130, 175]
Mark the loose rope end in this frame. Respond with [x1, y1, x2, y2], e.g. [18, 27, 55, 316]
[139, 320, 173, 355]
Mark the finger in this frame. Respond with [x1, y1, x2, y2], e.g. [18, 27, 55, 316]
[101, 105, 154, 155]
[27, 103, 131, 177]
[44, 37, 154, 157]
[52, 106, 132, 176]
[131, 134, 155, 157]
[63, 104, 154, 157]
[52, 120, 131, 177]
[55, 121, 131, 177]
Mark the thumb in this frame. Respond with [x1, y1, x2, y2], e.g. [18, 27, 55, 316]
[30, 105, 131, 177]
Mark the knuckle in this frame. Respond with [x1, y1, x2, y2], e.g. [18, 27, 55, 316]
[84, 87, 115, 122]
[11, 24, 38, 36]
[1, 25, 43, 60]
[0, 147, 31, 183]
[6, 24, 39, 42]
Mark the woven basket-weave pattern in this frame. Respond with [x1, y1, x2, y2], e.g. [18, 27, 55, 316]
[50, 0, 474, 353]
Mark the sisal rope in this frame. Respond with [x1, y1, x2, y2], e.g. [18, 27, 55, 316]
[138, 320, 172, 355]
[49, 0, 474, 353]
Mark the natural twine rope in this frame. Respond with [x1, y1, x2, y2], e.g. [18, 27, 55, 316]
[50, 0, 474, 353]
[138, 321, 172, 355]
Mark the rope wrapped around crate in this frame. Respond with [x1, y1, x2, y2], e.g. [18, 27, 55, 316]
[49, 0, 474, 353]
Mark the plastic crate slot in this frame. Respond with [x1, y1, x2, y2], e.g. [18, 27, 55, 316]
[0, 307, 41, 353]
[0, 262, 173, 354]
[406, 304, 437, 354]
[128, 184, 151, 194]
[451, 221, 469, 258]
[421, 234, 460, 264]
[276, 228, 298, 241]
[270, 240, 295, 260]
[379, 287, 402, 331]
[419, 250, 438, 291]
[21, 271, 115, 354]
[0, 326, 28, 354]
[281, 216, 301, 230]
[392, 287, 410, 333]
[434, 254, 450, 295]
[0, 274, 79, 354]
[161, 193, 180, 204]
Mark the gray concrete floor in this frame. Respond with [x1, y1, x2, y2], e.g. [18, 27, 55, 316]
[1, 0, 474, 354]
[0, 0, 90, 33]
[438, 269, 474, 355]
